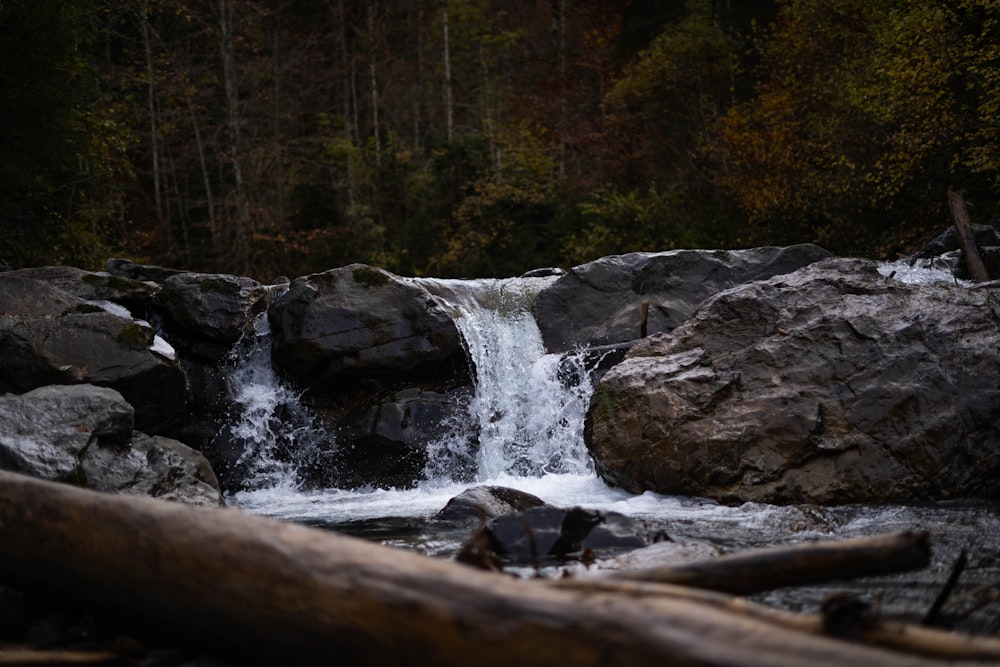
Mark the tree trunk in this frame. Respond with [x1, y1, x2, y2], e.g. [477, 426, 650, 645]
[0, 472, 990, 667]
[442, 2, 454, 144]
[218, 0, 251, 271]
[137, 3, 165, 245]
[948, 191, 990, 282]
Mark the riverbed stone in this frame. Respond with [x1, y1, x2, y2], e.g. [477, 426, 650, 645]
[268, 264, 464, 387]
[0, 384, 222, 506]
[533, 244, 833, 353]
[435, 485, 548, 524]
[483, 506, 652, 565]
[586, 257, 1000, 503]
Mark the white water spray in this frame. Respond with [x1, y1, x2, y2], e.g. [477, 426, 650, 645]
[423, 278, 594, 481]
[217, 309, 328, 490]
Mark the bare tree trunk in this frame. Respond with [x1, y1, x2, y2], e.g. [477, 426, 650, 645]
[337, 0, 356, 210]
[948, 191, 990, 282]
[552, 0, 568, 180]
[218, 0, 251, 271]
[186, 95, 218, 254]
[368, 4, 381, 167]
[442, 2, 454, 144]
[1, 471, 985, 667]
[137, 3, 166, 248]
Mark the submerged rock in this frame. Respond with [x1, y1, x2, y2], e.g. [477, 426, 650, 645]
[533, 243, 833, 353]
[586, 257, 1000, 504]
[0, 384, 223, 506]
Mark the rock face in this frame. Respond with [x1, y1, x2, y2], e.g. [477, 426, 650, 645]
[0, 273, 189, 436]
[0, 384, 223, 506]
[586, 258, 1000, 504]
[533, 244, 833, 353]
[155, 271, 269, 361]
[268, 264, 465, 387]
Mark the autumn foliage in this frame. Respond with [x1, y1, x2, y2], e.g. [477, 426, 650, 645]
[1, 0, 998, 278]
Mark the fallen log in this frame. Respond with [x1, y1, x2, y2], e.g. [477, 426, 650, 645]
[599, 531, 930, 595]
[555, 578, 1000, 661]
[0, 471, 987, 667]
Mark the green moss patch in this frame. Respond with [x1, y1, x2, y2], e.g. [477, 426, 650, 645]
[117, 321, 154, 350]
[353, 266, 391, 287]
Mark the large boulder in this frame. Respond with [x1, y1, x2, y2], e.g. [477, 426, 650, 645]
[0, 384, 223, 506]
[533, 244, 833, 353]
[268, 264, 465, 387]
[155, 272, 269, 361]
[586, 258, 1000, 504]
[2, 266, 161, 317]
[0, 274, 189, 436]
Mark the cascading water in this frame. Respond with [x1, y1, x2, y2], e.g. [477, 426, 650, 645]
[215, 308, 329, 491]
[420, 276, 594, 483]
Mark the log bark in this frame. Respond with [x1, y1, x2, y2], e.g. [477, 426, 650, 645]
[555, 578, 1000, 661]
[0, 471, 985, 667]
[600, 531, 930, 595]
[948, 191, 991, 282]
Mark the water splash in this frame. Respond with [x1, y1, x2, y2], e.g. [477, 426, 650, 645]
[216, 310, 329, 490]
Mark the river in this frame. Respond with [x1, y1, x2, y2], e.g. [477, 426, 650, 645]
[224, 262, 1000, 633]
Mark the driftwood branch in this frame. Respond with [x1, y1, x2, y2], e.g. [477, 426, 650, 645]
[949, 191, 991, 282]
[598, 531, 930, 595]
[0, 471, 991, 667]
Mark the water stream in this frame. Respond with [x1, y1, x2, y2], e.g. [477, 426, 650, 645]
[225, 263, 1000, 632]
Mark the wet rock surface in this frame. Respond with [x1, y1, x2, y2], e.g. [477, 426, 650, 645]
[268, 264, 465, 386]
[479, 505, 654, 567]
[533, 243, 833, 353]
[0, 384, 222, 506]
[154, 271, 269, 362]
[586, 257, 1000, 503]
[435, 485, 548, 524]
[0, 273, 190, 437]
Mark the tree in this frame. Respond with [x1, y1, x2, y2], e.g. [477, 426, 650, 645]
[0, 0, 130, 269]
[709, 0, 1000, 256]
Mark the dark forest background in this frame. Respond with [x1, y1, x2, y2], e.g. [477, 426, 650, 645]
[2, 0, 999, 280]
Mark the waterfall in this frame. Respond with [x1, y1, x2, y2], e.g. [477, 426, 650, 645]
[222, 275, 597, 500]
[215, 309, 329, 490]
[418, 277, 595, 483]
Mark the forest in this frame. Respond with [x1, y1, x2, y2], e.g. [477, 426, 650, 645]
[1, 0, 998, 280]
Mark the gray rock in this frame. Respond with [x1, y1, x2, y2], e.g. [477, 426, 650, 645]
[268, 264, 463, 386]
[0, 274, 189, 435]
[0, 384, 133, 480]
[533, 244, 833, 353]
[106, 258, 185, 284]
[484, 506, 651, 565]
[435, 485, 547, 524]
[156, 272, 269, 361]
[0, 384, 222, 506]
[586, 257, 1000, 503]
[3, 266, 160, 315]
